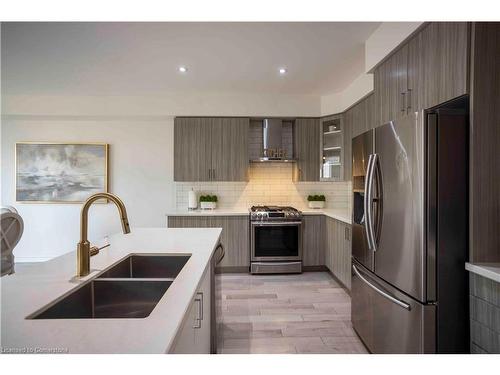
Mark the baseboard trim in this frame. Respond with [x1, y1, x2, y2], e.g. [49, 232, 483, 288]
[326, 268, 351, 296]
[216, 266, 249, 274]
[303, 265, 328, 272]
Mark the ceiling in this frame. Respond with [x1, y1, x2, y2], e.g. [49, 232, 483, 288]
[1, 22, 380, 96]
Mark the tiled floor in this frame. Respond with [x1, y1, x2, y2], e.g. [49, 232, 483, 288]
[216, 272, 368, 354]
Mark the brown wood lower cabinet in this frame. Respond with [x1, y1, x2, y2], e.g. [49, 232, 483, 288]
[302, 215, 325, 267]
[302, 215, 352, 290]
[167, 215, 250, 271]
[168, 214, 351, 285]
[325, 216, 352, 290]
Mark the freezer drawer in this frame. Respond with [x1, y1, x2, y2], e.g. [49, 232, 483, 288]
[351, 260, 436, 354]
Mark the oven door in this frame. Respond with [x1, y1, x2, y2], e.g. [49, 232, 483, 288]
[251, 221, 302, 262]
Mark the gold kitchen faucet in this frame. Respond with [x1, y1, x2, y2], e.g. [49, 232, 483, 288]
[76, 193, 130, 277]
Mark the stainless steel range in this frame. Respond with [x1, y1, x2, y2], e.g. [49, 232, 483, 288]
[250, 206, 302, 274]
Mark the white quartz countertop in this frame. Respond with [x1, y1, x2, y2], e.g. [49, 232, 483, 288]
[166, 208, 249, 216]
[465, 262, 500, 284]
[166, 208, 351, 224]
[0, 227, 221, 354]
[301, 208, 351, 224]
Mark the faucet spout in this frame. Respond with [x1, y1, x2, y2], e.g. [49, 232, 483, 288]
[77, 193, 130, 277]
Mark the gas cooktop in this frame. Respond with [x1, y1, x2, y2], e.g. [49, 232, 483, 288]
[249, 205, 302, 221]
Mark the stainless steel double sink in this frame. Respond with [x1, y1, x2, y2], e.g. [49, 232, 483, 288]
[28, 254, 190, 320]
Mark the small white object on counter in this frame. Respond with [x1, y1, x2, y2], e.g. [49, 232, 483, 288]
[188, 188, 197, 210]
[308, 201, 325, 209]
[465, 262, 500, 284]
[0, 227, 221, 354]
[200, 202, 217, 210]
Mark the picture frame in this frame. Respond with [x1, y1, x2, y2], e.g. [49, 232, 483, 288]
[15, 142, 109, 204]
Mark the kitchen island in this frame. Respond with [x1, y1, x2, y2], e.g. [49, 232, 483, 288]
[0, 227, 222, 354]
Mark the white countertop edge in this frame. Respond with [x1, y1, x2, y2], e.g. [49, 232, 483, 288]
[166, 208, 352, 224]
[301, 209, 352, 224]
[465, 262, 500, 284]
[165, 209, 249, 216]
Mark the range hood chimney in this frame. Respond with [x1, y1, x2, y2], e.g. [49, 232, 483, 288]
[252, 118, 295, 162]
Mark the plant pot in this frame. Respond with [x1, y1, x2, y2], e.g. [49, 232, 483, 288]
[200, 202, 217, 210]
[308, 201, 325, 209]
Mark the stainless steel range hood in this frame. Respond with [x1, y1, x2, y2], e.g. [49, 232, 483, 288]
[251, 118, 296, 162]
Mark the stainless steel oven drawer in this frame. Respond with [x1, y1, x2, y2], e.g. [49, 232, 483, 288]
[251, 261, 302, 274]
[351, 260, 436, 353]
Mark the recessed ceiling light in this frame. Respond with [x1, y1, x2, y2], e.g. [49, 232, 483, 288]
[178, 66, 187, 73]
[279, 67, 287, 75]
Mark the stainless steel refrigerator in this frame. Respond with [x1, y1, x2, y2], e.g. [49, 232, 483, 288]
[351, 108, 469, 353]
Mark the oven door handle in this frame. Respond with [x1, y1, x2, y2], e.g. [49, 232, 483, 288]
[251, 221, 302, 226]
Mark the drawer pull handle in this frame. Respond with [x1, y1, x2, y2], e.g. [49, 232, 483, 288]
[193, 292, 203, 329]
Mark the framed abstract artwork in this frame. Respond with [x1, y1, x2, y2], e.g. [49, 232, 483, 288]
[15, 142, 109, 203]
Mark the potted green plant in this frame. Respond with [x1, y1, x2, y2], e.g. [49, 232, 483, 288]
[307, 194, 326, 209]
[200, 194, 218, 210]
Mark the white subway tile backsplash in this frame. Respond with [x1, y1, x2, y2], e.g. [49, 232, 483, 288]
[175, 164, 351, 210]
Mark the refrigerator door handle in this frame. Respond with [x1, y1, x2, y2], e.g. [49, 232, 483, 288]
[353, 264, 411, 311]
[364, 154, 374, 250]
[366, 154, 378, 251]
[372, 154, 383, 248]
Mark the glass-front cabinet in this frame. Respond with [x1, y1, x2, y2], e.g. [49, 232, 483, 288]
[320, 115, 343, 181]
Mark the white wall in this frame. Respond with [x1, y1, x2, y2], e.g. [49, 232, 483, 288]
[320, 73, 374, 115]
[365, 22, 423, 72]
[1, 116, 175, 261]
[2, 92, 321, 118]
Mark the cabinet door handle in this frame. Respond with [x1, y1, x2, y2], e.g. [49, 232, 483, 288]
[406, 89, 412, 113]
[193, 292, 203, 329]
[215, 244, 225, 265]
[208, 169, 211, 180]
[400, 92, 406, 113]
[212, 169, 216, 180]
[198, 292, 203, 320]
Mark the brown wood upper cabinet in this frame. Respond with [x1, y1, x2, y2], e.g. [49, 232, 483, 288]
[324, 93, 374, 182]
[375, 22, 469, 126]
[348, 94, 375, 139]
[174, 117, 250, 181]
[374, 44, 409, 125]
[319, 115, 345, 181]
[293, 118, 320, 182]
